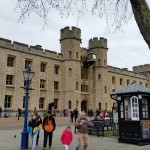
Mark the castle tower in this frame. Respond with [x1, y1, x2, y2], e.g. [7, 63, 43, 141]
[60, 26, 81, 110]
[88, 37, 109, 110]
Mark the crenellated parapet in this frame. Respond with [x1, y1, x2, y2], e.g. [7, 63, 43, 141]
[108, 65, 148, 80]
[0, 37, 62, 60]
[89, 37, 107, 49]
[60, 26, 81, 42]
[133, 64, 150, 73]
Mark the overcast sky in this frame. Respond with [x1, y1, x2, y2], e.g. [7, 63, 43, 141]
[0, 0, 150, 71]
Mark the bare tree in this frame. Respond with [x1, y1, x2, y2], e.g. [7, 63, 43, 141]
[15, 0, 150, 49]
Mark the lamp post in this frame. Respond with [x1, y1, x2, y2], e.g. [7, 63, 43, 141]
[21, 66, 35, 149]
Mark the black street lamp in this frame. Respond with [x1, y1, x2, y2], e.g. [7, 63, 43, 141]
[21, 65, 35, 149]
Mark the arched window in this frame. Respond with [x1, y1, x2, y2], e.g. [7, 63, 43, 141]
[68, 100, 71, 109]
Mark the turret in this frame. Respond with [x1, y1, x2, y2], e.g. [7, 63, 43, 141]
[60, 26, 81, 60]
[89, 37, 108, 67]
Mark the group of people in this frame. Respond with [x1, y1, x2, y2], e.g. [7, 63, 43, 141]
[28, 110, 56, 150]
[28, 110, 92, 150]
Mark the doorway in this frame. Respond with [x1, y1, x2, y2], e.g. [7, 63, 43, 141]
[81, 100, 87, 113]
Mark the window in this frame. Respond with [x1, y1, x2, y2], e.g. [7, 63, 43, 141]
[69, 101, 71, 109]
[120, 102, 124, 118]
[23, 96, 30, 108]
[145, 83, 148, 88]
[81, 68, 88, 79]
[105, 103, 107, 110]
[98, 59, 100, 66]
[69, 51, 72, 59]
[76, 82, 78, 90]
[7, 56, 14, 67]
[54, 81, 59, 90]
[120, 78, 123, 85]
[112, 89, 115, 92]
[104, 59, 106, 66]
[23, 97, 25, 108]
[99, 103, 101, 111]
[4, 95, 12, 108]
[41, 63, 46, 72]
[54, 66, 59, 74]
[98, 74, 101, 79]
[142, 98, 149, 118]
[76, 52, 78, 59]
[6, 75, 13, 85]
[81, 84, 88, 92]
[131, 96, 139, 120]
[25, 60, 32, 69]
[39, 97, 45, 109]
[54, 98, 58, 109]
[112, 76, 116, 84]
[127, 79, 130, 85]
[40, 79, 46, 88]
[104, 86, 107, 94]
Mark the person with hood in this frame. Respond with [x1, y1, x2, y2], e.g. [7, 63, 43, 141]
[60, 125, 73, 150]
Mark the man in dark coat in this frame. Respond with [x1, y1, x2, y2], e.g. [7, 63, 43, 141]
[42, 110, 56, 149]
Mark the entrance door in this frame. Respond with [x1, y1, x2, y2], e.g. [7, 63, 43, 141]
[131, 96, 139, 121]
[81, 101, 87, 112]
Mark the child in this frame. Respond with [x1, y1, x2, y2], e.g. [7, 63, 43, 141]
[60, 125, 73, 150]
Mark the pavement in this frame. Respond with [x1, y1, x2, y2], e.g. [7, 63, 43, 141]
[0, 116, 150, 150]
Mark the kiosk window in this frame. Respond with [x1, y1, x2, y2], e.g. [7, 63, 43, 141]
[142, 98, 149, 118]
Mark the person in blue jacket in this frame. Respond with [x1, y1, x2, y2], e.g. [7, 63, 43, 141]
[28, 115, 42, 150]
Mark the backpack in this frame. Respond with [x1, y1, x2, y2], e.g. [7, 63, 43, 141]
[44, 119, 54, 132]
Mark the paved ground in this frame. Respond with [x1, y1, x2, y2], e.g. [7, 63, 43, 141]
[0, 116, 150, 150]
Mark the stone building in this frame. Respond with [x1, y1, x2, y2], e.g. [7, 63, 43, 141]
[0, 26, 149, 112]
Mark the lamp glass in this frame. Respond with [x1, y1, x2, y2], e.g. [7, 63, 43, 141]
[23, 68, 35, 81]
[117, 96, 121, 101]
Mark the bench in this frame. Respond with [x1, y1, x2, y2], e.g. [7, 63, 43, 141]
[87, 121, 104, 137]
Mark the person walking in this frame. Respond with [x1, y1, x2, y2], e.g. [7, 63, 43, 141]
[60, 125, 73, 150]
[0, 106, 2, 118]
[36, 114, 42, 146]
[42, 110, 56, 149]
[75, 112, 93, 150]
[28, 115, 42, 150]
[70, 110, 74, 123]
[18, 108, 21, 120]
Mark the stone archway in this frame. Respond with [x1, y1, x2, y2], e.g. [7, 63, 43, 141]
[81, 100, 87, 113]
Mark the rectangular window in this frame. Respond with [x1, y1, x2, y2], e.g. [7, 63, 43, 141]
[23, 97, 25, 108]
[40, 79, 46, 88]
[7, 56, 14, 67]
[54, 81, 59, 90]
[40, 63, 46, 72]
[81, 84, 88, 92]
[23, 96, 30, 109]
[54, 98, 58, 109]
[120, 78, 123, 85]
[76, 52, 78, 59]
[69, 51, 72, 59]
[76, 82, 78, 90]
[112, 76, 116, 84]
[127, 79, 130, 85]
[39, 97, 45, 109]
[54, 66, 59, 74]
[81, 68, 88, 79]
[6, 75, 13, 85]
[25, 59, 32, 69]
[142, 98, 149, 118]
[4, 95, 12, 108]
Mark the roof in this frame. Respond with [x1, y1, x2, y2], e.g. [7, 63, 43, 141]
[111, 83, 150, 96]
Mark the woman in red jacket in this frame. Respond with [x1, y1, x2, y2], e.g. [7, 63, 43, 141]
[60, 126, 73, 150]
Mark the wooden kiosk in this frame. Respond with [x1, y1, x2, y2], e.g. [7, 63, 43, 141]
[111, 83, 150, 145]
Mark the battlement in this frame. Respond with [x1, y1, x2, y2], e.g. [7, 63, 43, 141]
[89, 37, 107, 49]
[0, 37, 62, 60]
[60, 26, 81, 42]
[133, 64, 150, 73]
[108, 65, 148, 80]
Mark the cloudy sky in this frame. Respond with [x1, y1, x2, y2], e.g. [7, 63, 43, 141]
[0, 0, 150, 71]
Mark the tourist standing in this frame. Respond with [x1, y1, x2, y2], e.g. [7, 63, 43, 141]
[42, 110, 56, 149]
